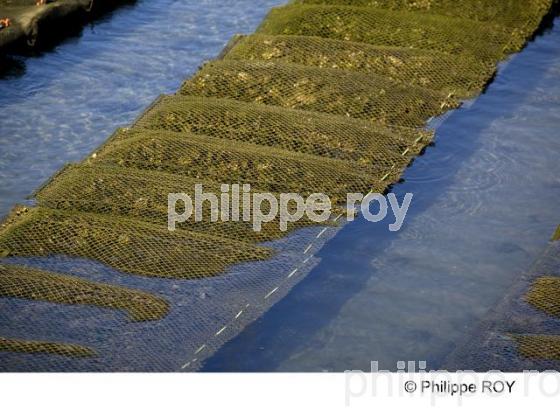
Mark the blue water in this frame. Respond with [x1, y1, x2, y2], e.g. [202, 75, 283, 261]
[1, 1, 559, 371]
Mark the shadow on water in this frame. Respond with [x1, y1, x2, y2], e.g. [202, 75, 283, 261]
[0, 54, 25, 77]
[202, 16, 560, 372]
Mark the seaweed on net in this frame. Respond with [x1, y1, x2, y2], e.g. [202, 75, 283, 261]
[179, 59, 459, 128]
[134, 95, 432, 168]
[513, 334, 560, 361]
[90, 128, 397, 204]
[0, 206, 272, 280]
[0, 262, 169, 321]
[553, 225, 560, 241]
[257, 4, 524, 61]
[33, 163, 332, 244]
[291, 0, 553, 39]
[0, 336, 95, 357]
[526, 276, 560, 319]
[224, 34, 496, 98]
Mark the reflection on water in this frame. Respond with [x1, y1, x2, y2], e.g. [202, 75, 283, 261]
[203, 19, 560, 371]
[0, 0, 283, 217]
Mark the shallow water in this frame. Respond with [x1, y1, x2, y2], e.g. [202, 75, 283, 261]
[203, 18, 560, 371]
[0, 2, 559, 371]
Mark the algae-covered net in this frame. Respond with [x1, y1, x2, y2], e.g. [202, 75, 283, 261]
[224, 34, 494, 98]
[179, 59, 459, 128]
[256, 4, 527, 61]
[291, 0, 552, 38]
[0, 0, 555, 371]
[134, 95, 432, 166]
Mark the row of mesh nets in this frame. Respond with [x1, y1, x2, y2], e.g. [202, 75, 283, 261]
[34, 163, 331, 245]
[291, 0, 553, 38]
[179, 59, 460, 128]
[0, 0, 555, 370]
[256, 4, 527, 62]
[445, 231, 560, 371]
[89, 128, 396, 203]
[224, 34, 495, 98]
[133, 95, 433, 167]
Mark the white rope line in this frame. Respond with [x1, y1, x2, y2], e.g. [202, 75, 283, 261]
[179, 147, 426, 370]
[316, 227, 328, 238]
[264, 287, 279, 299]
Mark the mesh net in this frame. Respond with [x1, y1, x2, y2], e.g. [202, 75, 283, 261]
[526, 277, 560, 319]
[256, 4, 524, 61]
[444, 239, 560, 371]
[33, 163, 330, 245]
[224, 34, 496, 98]
[0, 0, 555, 371]
[0, 262, 169, 321]
[514, 334, 560, 361]
[179, 59, 459, 128]
[89, 128, 397, 204]
[0, 206, 272, 280]
[133, 95, 432, 168]
[291, 0, 553, 38]
[0, 336, 95, 358]
[553, 225, 560, 241]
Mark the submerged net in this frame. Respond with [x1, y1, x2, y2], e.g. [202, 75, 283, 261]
[0, 336, 95, 358]
[553, 225, 560, 241]
[0, 262, 169, 321]
[526, 277, 560, 319]
[0, 0, 555, 371]
[179, 59, 459, 128]
[224, 34, 495, 98]
[0, 206, 272, 280]
[514, 334, 560, 361]
[445, 233, 560, 371]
